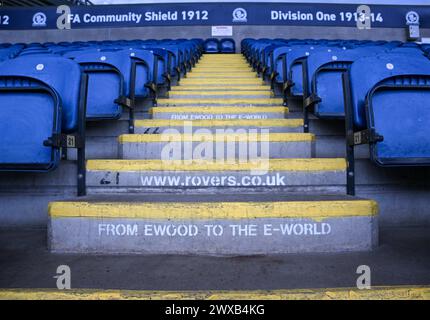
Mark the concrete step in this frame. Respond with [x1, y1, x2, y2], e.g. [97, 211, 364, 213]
[2, 160, 429, 227]
[179, 78, 264, 85]
[168, 90, 273, 98]
[157, 98, 283, 107]
[118, 133, 316, 160]
[190, 68, 253, 72]
[186, 74, 257, 79]
[134, 119, 304, 133]
[193, 65, 251, 70]
[150, 106, 289, 120]
[47, 194, 378, 254]
[172, 85, 270, 91]
[86, 158, 346, 194]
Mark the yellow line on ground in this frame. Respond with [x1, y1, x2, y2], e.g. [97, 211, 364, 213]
[48, 200, 378, 220]
[186, 75, 257, 79]
[180, 79, 264, 84]
[150, 106, 288, 114]
[169, 91, 272, 96]
[158, 98, 283, 105]
[197, 62, 252, 68]
[86, 158, 346, 172]
[1, 286, 428, 300]
[172, 85, 271, 91]
[190, 69, 252, 72]
[190, 68, 252, 72]
[118, 133, 315, 143]
[135, 119, 303, 127]
[195, 64, 250, 67]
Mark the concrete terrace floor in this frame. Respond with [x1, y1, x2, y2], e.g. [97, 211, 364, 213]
[0, 226, 429, 290]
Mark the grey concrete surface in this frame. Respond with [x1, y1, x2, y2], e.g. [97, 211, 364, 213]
[152, 111, 288, 120]
[157, 100, 282, 107]
[0, 226, 428, 290]
[168, 93, 273, 99]
[48, 216, 378, 255]
[1, 160, 430, 227]
[119, 140, 315, 159]
[135, 124, 304, 134]
[86, 169, 346, 193]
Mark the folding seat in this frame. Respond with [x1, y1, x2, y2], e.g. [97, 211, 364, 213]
[271, 45, 333, 100]
[153, 46, 178, 84]
[18, 48, 53, 57]
[219, 39, 236, 53]
[241, 38, 255, 55]
[73, 49, 157, 133]
[190, 38, 205, 56]
[128, 49, 158, 101]
[269, 46, 292, 89]
[342, 52, 430, 194]
[389, 46, 424, 55]
[287, 46, 345, 98]
[260, 42, 288, 79]
[159, 45, 183, 81]
[300, 46, 388, 132]
[179, 42, 196, 68]
[62, 48, 102, 59]
[139, 48, 169, 89]
[180, 41, 199, 69]
[249, 41, 273, 71]
[0, 48, 18, 62]
[0, 56, 88, 195]
[171, 43, 191, 73]
[204, 38, 220, 53]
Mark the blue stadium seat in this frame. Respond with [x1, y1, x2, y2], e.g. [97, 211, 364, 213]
[220, 39, 236, 53]
[204, 38, 220, 53]
[0, 55, 88, 195]
[343, 52, 430, 194]
[300, 46, 389, 131]
[73, 49, 156, 133]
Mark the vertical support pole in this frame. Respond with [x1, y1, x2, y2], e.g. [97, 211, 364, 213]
[153, 55, 159, 107]
[77, 73, 88, 197]
[281, 54, 288, 106]
[128, 61, 136, 134]
[302, 59, 310, 133]
[342, 71, 356, 196]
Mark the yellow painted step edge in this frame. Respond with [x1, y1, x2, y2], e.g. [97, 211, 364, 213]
[86, 158, 346, 172]
[48, 200, 378, 220]
[173, 86, 270, 90]
[169, 91, 272, 96]
[158, 98, 284, 104]
[135, 119, 303, 127]
[1, 286, 429, 300]
[118, 133, 315, 143]
[180, 79, 263, 84]
[150, 106, 289, 114]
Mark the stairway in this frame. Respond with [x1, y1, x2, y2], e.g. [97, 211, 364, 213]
[48, 54, 378, 255]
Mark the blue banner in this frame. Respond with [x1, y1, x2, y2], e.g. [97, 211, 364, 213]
[0, 2, 429, 30]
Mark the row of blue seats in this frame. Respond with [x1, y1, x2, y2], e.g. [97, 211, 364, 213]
[204, 38, 236, 53]
[242, 38, 430, 195]
[0, 39, 205, 196]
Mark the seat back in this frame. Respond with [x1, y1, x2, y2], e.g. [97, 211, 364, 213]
[289, 46, 341, 96]
[74, 51, 129, 120]
[220, 39, 236, 53]
[306, 47, 387, 118]
[346, 53, 430, 165]
[204, 39, 220, 53]
[0, 56, 82, 171]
